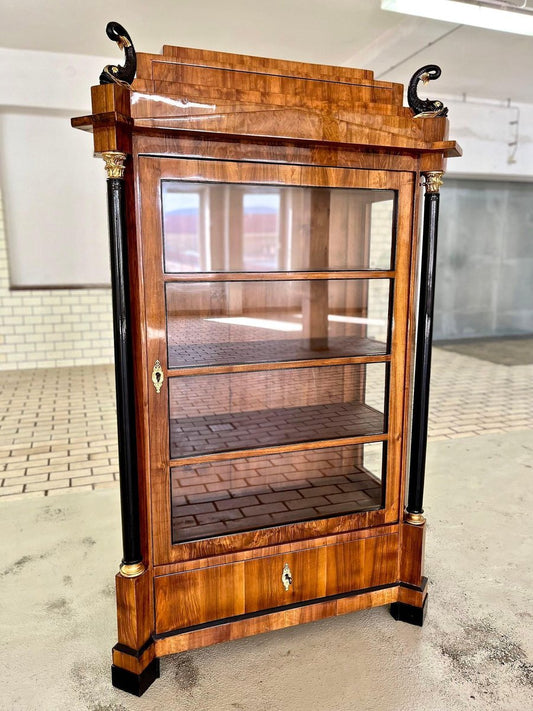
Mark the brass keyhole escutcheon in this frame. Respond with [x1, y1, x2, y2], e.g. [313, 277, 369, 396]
[282, 563, 293, 591]
[152, 360, 164, 393]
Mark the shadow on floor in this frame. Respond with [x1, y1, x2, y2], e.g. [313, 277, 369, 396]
[435, 335, 533, 366]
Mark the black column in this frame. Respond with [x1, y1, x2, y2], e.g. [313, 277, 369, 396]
[106, 166, 142, 570]
[406, 174, 442, 521]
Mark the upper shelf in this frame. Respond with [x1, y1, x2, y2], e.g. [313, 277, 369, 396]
[72, 30, 461, 160]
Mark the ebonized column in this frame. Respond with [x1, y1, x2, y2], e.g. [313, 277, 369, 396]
[406, 171, 444, 525]
[102, 151, 144, 577]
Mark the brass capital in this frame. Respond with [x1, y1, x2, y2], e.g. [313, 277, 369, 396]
[423, 171, 444, 194]
[405, 511, 426, 525]
[102, 151, 127, 179]
[119, 561, 145, 578]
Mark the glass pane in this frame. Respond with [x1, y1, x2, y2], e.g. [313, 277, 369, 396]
[169, 363, 387, 458]
[171, 442, 384, 542]
[166, 279, 391, 368]
[162, 182, 395, 272]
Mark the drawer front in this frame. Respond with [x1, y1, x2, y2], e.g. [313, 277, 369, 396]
[155, 562, 245, 633]
[154, 533, 399, 634]
[325, 533, 399, 596]
[244, 547, 327, 614]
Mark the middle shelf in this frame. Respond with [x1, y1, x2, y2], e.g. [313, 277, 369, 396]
[166, 277, 391, 368]
[168, 362, 388, 459]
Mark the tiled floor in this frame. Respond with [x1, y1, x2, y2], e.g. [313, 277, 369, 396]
[0, 366, 119, 500]
[1, 346, 532, 501]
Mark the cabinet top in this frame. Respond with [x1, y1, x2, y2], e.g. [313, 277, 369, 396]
[72, 24, 460, 164]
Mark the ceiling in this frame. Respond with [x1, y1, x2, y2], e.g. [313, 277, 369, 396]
[1, 0, 532, 103]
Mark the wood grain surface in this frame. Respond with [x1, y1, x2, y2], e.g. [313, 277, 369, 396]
[155, 563, 245, 633]
[154, 585, 399, 656]
[154, 533, 398, 633]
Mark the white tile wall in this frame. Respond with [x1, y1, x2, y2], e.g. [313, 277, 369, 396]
[0, 191, 114, 370]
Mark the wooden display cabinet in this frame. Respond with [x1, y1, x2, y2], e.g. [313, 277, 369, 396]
[72, 23, 460, 696]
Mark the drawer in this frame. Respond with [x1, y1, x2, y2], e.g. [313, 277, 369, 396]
[325, 533, 399, 595]
[154, 533, 399, 634]
[244, 547, 327, 614]
[155, 562, 245, 633]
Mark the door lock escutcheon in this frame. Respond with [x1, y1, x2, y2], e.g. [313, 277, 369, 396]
[282, 563, 293, 591]
[152, 360, 164, 393]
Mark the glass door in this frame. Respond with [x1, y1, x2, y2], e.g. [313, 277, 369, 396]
[140, 158, 414, 564]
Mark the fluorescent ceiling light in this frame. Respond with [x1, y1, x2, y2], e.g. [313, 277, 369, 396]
[382, 0, 533, 36]
[206, 314, 387, 332]
[327, 315, 387, 327]
[206, 316, 302, 332]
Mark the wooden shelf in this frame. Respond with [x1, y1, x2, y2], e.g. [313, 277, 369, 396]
[170, 401, 385, 459]
[168, 335, 388, 369]
[163, 270, 396, 282]
[172, 462, 382, 542]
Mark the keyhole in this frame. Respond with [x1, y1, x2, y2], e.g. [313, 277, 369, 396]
[152, 361, 164, 393]
[282, 563, 292, 591]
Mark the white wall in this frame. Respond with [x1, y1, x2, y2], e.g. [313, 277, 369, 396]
[0, 47, 114, 369]
[0, 110, 109, 286]
[444, 96, 533, 182]
[0, 188, 114, 370]
[0, 47, 111, 287]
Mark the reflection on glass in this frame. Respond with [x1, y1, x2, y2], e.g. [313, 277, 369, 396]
[171, 442, 384, 542]
[162, 182, 395, 272]
[166, 279, 391, 368]
[163, 186, 203, 272]
[242, 192, 281, 270]
[169, 363, 387, 458]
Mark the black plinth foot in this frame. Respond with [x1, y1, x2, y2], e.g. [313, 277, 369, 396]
[111, 657, 160, 696]
[390, 595, 428, 627]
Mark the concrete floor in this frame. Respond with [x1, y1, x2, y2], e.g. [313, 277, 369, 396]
[1, 431, 532, 711]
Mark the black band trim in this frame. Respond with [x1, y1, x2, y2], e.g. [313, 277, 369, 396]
[114, 637, 154, 659]
[399, 576, 428, 593]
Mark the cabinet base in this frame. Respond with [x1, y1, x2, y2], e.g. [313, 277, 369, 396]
[111, 658, 160, 696]
[389, 595, 428, 627]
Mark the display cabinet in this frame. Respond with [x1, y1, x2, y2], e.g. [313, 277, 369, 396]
[72, 23, 459, 696]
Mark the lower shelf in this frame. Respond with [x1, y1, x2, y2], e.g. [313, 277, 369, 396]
[172, 462, 382, 542]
